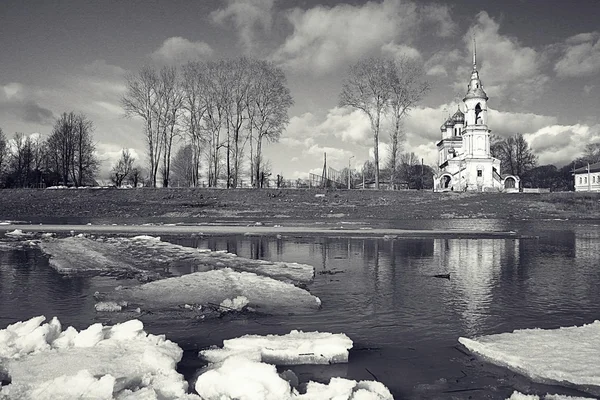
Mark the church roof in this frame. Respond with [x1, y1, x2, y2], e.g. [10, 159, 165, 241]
[464, 85, 488, 100]
[573, 162, 600, 174]
[451, 108, 464, 123]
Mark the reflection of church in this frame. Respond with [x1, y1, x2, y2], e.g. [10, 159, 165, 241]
[433, 39, 520, 192]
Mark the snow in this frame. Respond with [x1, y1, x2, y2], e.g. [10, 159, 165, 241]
[219, 296, 249, 311]
[459, 321, 600, 388]
[4, 229, 32, 238]
[194, 356, 393, 400]
[507, 391, 595, 400]
[200, 330, 353, 365]
[195, 331, 392, 400]
[37, 235, 314, 284]
[106, 268, 321, 315]
[0, 316, 199, 399]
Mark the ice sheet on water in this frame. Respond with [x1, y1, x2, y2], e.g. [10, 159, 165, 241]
[106, 268, 321, 315]
[507, 391, 595, 400]
[459, 321, 600, 389]
[200, 330, 352, 365]
[38, 235, 314, 284]
[194, 356, 393, 400]
[4, 229, 33, 238]
[0, 316, 199, 399]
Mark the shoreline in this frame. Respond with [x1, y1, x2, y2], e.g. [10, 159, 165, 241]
[0, 223, 520, 239]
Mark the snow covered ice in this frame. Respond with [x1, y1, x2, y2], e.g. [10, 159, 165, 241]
[0, 316, 199, 399]
[200, 330, 353, 365]
[105, 268, 321, 315]
[37, 235, 314, 284]
[459, 321, 600, 390]
[507, 391, 595, 400]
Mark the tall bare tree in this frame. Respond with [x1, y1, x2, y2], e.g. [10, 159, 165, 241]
[156, 66, 183, 188]
[181, 61, 208, 187]
[581, 141, 600, 164]
[249, 60, 293, 188]
[171, 144, 195, 187]
[122, 66, 162, 187]
[388, 58, 429, 189]
[340, 57, 396, 189]
[0, 129, 7, 179]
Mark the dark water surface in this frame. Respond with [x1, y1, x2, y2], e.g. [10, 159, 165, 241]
[1, 220, 600, 399]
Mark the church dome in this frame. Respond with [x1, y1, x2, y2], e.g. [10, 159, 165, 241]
[440, 117, 452, 131]
[451, 108, 465, 124]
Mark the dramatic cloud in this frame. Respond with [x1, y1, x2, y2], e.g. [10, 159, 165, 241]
[211, 0, 274, 53]
[0, 82, 54, 125]
[425, 49, 462, 77]
[524, 124, 600, 166]
[420, 3, 457, 38]
[555, 31, 600, 77]
[272, 0, 419, 74]
[95, 143, 143, 179]
[469, 13, 548, 102]
[151, 37, 213, 64]
[381, 42, 421, 61]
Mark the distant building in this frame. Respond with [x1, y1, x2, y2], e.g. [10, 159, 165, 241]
[433, 39, 520, 193]
[574, 162, 600, 192]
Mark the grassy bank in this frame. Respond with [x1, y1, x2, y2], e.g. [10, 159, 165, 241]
[0, 188, 598, 223]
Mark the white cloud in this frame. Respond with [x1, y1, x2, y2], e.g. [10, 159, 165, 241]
[272, 0, 419, 75]
[305, 143, 352, 163]
[151, 37, 213, 64]
[420, 3, 456, 38]
[381, 42, 421, 61]
[211, 0, 274, 53]
[425, 49, 462, 77]
[524, 124, 600, 166]
[95, 143, 142, 178]
[555, 31, 600, 77]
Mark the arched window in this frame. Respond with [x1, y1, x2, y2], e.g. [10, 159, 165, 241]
[475, 103, 483, 124]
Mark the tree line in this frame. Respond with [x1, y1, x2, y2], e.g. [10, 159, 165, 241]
[491, 134, 600, 191]
[121, 57, 293, 188]
[0, 113, 98, 188]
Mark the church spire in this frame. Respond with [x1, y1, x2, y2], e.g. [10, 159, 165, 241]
[472, 34, 477, 69]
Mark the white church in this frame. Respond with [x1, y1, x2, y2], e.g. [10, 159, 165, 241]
[433, 41, 520, 192]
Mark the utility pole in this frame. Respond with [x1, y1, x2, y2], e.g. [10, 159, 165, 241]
[348, 155, 354, 189]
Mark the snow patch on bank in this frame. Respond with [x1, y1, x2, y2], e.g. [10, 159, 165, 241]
[0, 316, 198, 399]
[200, 330, 352, 365]
[459, 321, 600, 389]
[507, 391, 595, 399]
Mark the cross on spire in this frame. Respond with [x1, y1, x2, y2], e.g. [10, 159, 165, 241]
[472, 34, 477, 69]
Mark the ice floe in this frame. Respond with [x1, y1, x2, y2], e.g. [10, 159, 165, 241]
[37, 235, 314, 284]
[4, 229, 33, 238]
[200, 330, 352, 365]
[0, 316, 199, 399]
[459, 321, 600, 389]
[105, 268, 321, 315]
[507, 391, 595, 400]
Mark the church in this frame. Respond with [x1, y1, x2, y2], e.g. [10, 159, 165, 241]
[433, 40, 520, 192]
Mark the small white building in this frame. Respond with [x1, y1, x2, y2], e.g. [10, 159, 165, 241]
[574, 162, 600, 192]
[433, 39, 519, 193]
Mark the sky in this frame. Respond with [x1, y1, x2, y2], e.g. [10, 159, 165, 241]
[1, 0, 600, 181]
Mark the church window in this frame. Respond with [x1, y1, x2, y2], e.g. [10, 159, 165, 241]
[579, 177, 582, 184]
[477, 169, 483, 177]
[475, 103, 482, 124]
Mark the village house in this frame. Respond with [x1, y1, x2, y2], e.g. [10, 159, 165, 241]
[433, 39, 520, 193]
[573, 162, 600, 192]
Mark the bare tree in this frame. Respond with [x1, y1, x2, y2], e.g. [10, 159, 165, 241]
[340, 57, 396, 189]
[388, 58, 429, 189]
[171, 144, 195, 187]
[47, 112, 98, 187]
[128, 166, 143, 187]
[0, 129, 7, 181]
[581, 142, 600, 164]
[203, 61, 229, 187]
[111, 149, 135, 187]
[491, 133, 537, 176]
[181, 61, 208, 187]
[122, 66, 162, 187]
[156, 66, 183, 188]
[249, 60, 293, 188]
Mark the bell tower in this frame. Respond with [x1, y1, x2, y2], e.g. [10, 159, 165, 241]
[462, 36, 491, 158]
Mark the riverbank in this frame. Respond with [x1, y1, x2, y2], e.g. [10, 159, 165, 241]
[0, 188, 598, 223]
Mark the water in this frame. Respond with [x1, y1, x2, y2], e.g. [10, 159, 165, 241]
[1, 220, 600, 399]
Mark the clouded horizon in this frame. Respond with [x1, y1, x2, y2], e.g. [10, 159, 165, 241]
[1, 0, 599, 180]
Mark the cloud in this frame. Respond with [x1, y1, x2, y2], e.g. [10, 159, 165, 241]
[95, 142, 142, 178]
[151, 37, 213, 64]
[0, 82, 55, 125]
[425, 49, 462, 77]
[420, 3, 457, 38]
[272, 0, 419, 75]
[210, 0, 274, 53]
[381, 42, 421, 61]
[463, 12, 548, 104]
[554, 31, 600, 77]
[305, 143, 352, 164]
[524, 124, 600, 166]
